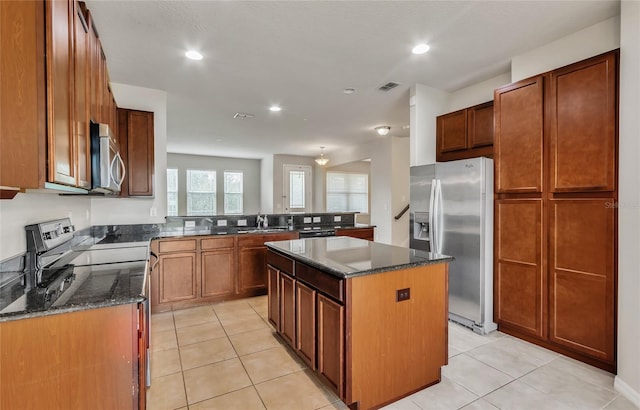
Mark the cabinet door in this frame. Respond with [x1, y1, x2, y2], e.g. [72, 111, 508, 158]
[494, 76, 544, 193]
[73, 1, 90, 189]
[238, 246, 267, 292]
[317, 294, 344, 397]
[126, 110, 154, 196]
[549, 52, 617, 192]
[0, 0, 46, 189]
[279, 272, 296, 347]
[158, 252, 197, 303]
[267, 266, 280, 329]
[468, 101, 494, 148]
[495, 199, 545, 338]
[436, 109, 467, 153]
[549, 199, 615, 362]
[201, 249, 235, 298]
[46, 0, 76, 186]
[296, 281, 316, 369]
[137, 302, 147, 410]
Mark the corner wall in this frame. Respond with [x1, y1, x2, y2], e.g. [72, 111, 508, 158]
[90, 84, 167, 225]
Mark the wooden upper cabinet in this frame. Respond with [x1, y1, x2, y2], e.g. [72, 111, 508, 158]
[468, 101, 494, 148]
[0, 0, 47, 189]
[73, 1, 90, 189]
[46, 0, 76, 186]
[437, 110, 467, 153]
[494, 76, 545, 193]
[549, 52, 617, 192]
[118, 109, 155, 197]
[494, 199, 545, 338]
[549, 199, 615, 362]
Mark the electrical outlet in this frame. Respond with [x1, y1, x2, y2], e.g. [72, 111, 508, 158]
[217, 220, 227, 227]
[396, 288, 410, 302]
[334, 216, 341, 222]
[304, 217, 312, 224]
[313, 216, 321, 223]
[238, 219, 247, 226]
[184, 220, 196, 228]
[149, 207, 157, 217]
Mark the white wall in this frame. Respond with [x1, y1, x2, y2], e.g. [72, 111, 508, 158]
[0, 193, 91, 260]
[448, 72, 511, 112]
[616, 1, 640, 405]
[391, 137, 410, 247]
[260, 156, 274, 213]
[409, 84, 449, 166]
[90, 84, 167, 225]
[167, 153, 261, 215]
[511, 16, 620, 82]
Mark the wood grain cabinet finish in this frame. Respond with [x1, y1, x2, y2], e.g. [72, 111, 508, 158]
[317, 293, 344, 397]
[201, 249, 235, 298]
[295, 281, 316, 369]
[73, 0, 91, 189]
[549, 199, 615, 361]
[494, 199, 545, 338]
[118, 109, 155, 197]
[494, 76, 544, 193]
[267, 266, 280, 329]
[436, 101, 494, 162]
[335, 227, 374, 241]
[238, 233, 298, 293]
[279, 272, 296, 347]
[0, 0, 47, 190]
[158, 252, 197, 303]
[549, 52, 617, 192]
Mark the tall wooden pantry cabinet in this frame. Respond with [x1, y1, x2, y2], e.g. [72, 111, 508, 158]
[494, 50, 618, 372]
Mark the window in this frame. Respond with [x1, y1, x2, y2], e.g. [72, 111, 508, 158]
[224, 171, 243, 214]
[166, 169, 178, 216]
[187, 170, 216, 215]
[326, 172, 369, 213]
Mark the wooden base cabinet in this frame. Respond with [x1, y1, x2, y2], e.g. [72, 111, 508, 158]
[335, 227, 374, 241]
[267, 249, 449, 410]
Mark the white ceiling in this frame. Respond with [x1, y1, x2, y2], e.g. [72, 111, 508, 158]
[86, 0, 619, 160]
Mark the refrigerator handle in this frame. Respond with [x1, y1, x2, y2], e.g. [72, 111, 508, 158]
[435, 179, 443, 254]
[429, 179, 437, 252]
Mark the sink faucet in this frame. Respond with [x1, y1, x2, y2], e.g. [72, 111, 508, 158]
[256, 213, 266, 229]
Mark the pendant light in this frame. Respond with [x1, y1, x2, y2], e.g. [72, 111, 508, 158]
[315, 147, 329, 166]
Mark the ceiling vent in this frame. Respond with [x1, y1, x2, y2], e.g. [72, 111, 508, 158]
[233, 112, 254, 119]
[378, 82, 400, 92]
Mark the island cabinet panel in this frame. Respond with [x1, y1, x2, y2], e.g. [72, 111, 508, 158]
[279, 272, 296, 347]
[494, 76, 545, 193]
[296, 281, 316, 369]
[347, 265, 448, 410]
[158, 252, 197, 303]
[317, 294, 345, 397]
[267, 266, 280, 329]
[494, 199, 545, 338]
[201, 249, 235, 297]
[549, 52, 617, 193]
[0, 304, 138, 410]
[549, 199, 615, 362]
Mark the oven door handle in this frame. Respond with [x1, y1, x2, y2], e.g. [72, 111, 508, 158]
[149, 251, 159, 271]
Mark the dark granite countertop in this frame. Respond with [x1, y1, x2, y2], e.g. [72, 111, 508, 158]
[265, 237, 453, 279]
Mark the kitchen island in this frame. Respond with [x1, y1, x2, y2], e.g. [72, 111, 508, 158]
[266, 237, 452, 410]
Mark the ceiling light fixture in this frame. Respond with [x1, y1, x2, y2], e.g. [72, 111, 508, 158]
[269, 105, 282, 112]
[343, 88, 356, 94]
[411, 43, 430, 55]
[185, 50, 203, 60]
[375, 126, 391, 136]
[315, 147, 329, 166]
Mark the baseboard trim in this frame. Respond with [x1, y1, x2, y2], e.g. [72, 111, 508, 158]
[614, 375, 640, 408]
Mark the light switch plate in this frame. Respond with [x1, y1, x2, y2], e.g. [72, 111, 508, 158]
[304, 217, 312, 223]
[217, 220, 227, 226]
[238, 219, 247, 226]
[313, 216, 321, 223]
[185, 220, 196, 228]
[334, 216, 341, 222]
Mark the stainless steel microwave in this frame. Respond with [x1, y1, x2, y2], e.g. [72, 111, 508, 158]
[90, 122, 125, 194]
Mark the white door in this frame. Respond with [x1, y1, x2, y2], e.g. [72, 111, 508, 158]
[283, 164, 312, 213]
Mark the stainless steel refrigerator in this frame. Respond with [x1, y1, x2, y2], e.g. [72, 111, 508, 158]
[410, 157, 496, 334]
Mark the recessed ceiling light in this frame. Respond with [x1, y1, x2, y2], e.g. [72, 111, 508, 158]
[411, 43, 430, 55]
[269, 105, 282, 112]
[185, 50, 203, 60]
[343, 88, 356, 94]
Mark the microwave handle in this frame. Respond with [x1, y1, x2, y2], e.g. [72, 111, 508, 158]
[110, 152, 125, 190]
[115, 152, 126, 189]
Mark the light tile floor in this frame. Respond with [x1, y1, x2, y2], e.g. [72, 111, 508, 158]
[148, 296, 638, 410]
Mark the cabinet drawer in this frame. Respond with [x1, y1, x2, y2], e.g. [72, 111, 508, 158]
[158, 239, 197, 253]
[267, 250, 294, 276]
[201, 237, 235, 250]
[296, 262, 344, 303]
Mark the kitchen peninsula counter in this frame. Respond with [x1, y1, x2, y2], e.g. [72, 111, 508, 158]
[265, 237, 452, 410]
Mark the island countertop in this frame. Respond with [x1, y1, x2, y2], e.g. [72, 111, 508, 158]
[265, 236, 453, 279]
